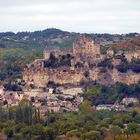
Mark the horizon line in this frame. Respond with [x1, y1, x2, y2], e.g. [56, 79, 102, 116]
[0, 27, 139, 35]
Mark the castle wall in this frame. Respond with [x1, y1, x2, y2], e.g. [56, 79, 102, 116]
[23, 68, 85, 88]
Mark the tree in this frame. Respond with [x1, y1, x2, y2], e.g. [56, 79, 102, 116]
[0, 72, 6, 81]
[115, 134, 127, 140]
[20, 126, 32, 139]
[129, 134, 140, 140]
[80, 100, 92, 112]
[44, 127, 56, 140]
[104, 136, 114, 140]
[66, 129, 81, 140]
[4, 128, 14, 138]
[127, 122, 140, 134]
[82, 131, 101, 140]
[84, 87, 101, 102]
[109, 126, 121, 137]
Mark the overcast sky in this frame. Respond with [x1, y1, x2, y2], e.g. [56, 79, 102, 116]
[0, 0, 140, 33]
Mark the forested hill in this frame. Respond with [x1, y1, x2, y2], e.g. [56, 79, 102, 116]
[0, 28, 139, 46]
[0, 28, 139, 82]
[0, 28, 139, 52]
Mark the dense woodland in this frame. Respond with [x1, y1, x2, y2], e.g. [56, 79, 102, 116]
[1, 81, 140, 139]
[83, 81, 140, 105]
[1, 99, 140, 139]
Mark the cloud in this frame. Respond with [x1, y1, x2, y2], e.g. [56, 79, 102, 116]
[0, 0, 139, 33]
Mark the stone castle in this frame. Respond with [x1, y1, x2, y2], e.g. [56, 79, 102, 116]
[73, 36, 100, 58]
[23, 35, 140, 88]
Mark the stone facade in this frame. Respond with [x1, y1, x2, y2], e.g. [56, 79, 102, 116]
[44, 46, 61, 60]
[73, 35, 100, 58]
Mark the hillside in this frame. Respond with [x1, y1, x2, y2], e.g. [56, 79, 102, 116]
[116, 37, 140, 51]
[0, 28, 139, 82]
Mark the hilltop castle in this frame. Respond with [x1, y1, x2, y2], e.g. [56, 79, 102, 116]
[23, 36, 101, 88]
[43, 35, 101, 60]
[23, 35, 140, 88]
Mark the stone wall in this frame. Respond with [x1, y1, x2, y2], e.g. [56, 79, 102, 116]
[23, 67, 85, 88]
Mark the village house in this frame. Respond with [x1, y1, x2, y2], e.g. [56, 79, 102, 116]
[124, 50, 140, 62]
[96, 104, 126, 111]
[57, 86, 83, 96]
[96, 104, 114, 111]
[122, 97, 139, 105]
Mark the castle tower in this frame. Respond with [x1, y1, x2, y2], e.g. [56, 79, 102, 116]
[44, 46, 61, 60]
[73, 35, 100, 58]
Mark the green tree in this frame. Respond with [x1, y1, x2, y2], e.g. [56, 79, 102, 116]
[4, 127, 14, 138]
[82, 131, 101, 140]
[80, 100, 92, 112]
[127, 122, 140, 134]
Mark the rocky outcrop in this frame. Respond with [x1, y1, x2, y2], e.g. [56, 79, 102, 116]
[110, 69, 140, 85]
[23, 67, 86, 88]
[23, 36, 140, 87]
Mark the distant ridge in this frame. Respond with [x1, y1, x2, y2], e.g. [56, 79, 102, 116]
[0, 28, 139, 44]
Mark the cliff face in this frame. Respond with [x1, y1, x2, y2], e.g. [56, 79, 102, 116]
[89, 68, 140, 86]
[23, 64, 140, 88]
[23, 67, 86, 88]
[110, 69, 140, 85]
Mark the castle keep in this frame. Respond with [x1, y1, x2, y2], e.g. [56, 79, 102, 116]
[73, 36, 100, 58]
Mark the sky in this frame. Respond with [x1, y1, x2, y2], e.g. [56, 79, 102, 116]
[0, 0, 140, 33]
